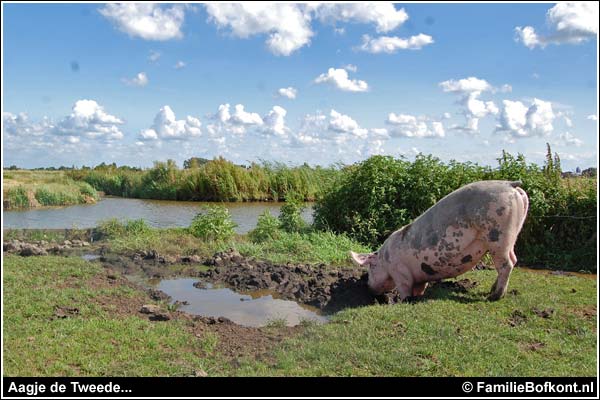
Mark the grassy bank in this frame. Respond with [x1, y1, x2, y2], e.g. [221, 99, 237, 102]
[67, 158, 338, 202]
[3, 253, 596, 376]
[3, 170, 99, 210]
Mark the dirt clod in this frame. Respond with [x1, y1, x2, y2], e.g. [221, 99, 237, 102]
[53, 306, 80, 319]
[532, 307, 554, 319]
[508, 310, 527, 327]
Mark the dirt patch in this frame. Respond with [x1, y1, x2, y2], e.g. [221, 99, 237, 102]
[570, 305, 596, 321]
[80, 248, 487, 315]
[521, 341, 546, 352]
[508, 310, 528, 327]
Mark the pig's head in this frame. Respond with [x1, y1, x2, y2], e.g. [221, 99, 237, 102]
[349, 251, 394, 295]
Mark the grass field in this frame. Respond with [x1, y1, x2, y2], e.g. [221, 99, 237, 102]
[2, 255, 220, 376]
[3, 252, 596, 377]
[236, 268, 597, 376]
[3, 170, 99, 210]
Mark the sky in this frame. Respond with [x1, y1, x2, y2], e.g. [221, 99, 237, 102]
[2, 2, 598, 170]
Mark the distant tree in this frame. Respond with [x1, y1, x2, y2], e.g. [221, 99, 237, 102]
[7, 165, 18, 170]
[183, 157, 209, 169]
[576, 166, 581, 175]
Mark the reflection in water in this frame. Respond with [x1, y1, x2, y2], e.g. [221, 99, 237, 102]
[3, 197, 313, 233]
[157, 278, 327, 327]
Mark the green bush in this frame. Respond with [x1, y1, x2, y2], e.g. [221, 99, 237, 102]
[124, 219, 151, 236]
[314, 149, 597, 272]
[97, 218, 126, 238]
[278, 192, 307, 233]
[97, 218, 152, 238]
[189, 205, 237, 241]
[249, 210, 281, 243]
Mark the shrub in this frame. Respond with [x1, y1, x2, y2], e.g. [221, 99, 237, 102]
[278, 192, 307, 233]
[124, 219, 151, 236]
[314, 149, 597, 272]
[249, 210, 281, 243]
[97, 218, 126, 238]
[97, 218, 152, 238]
[189, 205, 237, 241]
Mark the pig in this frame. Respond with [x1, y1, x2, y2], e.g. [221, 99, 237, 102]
[350, 180, 529, 301]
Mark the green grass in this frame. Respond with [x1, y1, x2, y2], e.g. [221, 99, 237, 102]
[235, 268, 597, 376]
[3, 170, 99, 210]
[95, 221, 372, 266]
[2, 253, 596, 377]
[3, 255, 219, 376]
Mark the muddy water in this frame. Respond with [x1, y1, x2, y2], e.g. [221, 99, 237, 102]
[3, 197, 313, 233]
[157, 278, 328, 327]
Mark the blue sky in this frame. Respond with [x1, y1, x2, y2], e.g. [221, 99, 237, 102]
[2, 2, 598, 170]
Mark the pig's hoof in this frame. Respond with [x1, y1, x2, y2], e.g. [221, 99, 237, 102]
[487, 292, 503, 301]
[403, 296, 421, 304]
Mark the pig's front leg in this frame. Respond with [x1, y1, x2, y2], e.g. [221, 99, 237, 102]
[388, 267, 414, 301]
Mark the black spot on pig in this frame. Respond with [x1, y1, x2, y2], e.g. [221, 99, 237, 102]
[488, 228, 501, 242]
[421, 263, 436, 275]
[461, 254, 472, 264]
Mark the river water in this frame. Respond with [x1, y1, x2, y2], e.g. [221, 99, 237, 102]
[3, 196, 314, 233]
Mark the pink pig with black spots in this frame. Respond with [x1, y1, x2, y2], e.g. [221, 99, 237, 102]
[351, 180, 529, 301]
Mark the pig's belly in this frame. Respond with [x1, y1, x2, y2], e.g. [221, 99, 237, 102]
[413, 227, 486, 281]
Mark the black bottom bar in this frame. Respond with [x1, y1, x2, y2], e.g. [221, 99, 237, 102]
[2, 377, 597, 398]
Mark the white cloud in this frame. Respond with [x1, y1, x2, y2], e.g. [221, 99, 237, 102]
[560, 132, 583, 147]
[314, 67, 369, 92]
[358, 33, 433, 53]
[586, 114, 598, 121]
[440, 76, 492, 93]
[205, 3, 313, 56]
[208, 103, 264, 136]
[204, 3, 416, 56]
[99, 3, 186, 41]
[148, 50, 161, 62]
[262, 106, 288, 137]
[4, 100, 125, 145]
[139, 105, 201, 141]
[515, 2, 598, 49]
[3, 112, 51, 137]
[230, 104, 263, 126]
[500, 84, 513, 93]
[54, 100, 125, 140]
[343, 64, 357, 72]
[386, 113, 445, 138]
[123, 72, 148, 87]
[276, 87, 297, 99]
[496, 98, 556, 138]
[314, 3, 408, 33]
[440, 77, 498, 132]
[174, 61, 186, 69]
[329, 109, 368, 139]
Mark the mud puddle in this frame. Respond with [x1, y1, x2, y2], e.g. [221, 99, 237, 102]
[157, 278, 327, 327]
[81, 253, 101, 261]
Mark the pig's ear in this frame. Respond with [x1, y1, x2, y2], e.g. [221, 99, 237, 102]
[349, 251, 375, 267]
